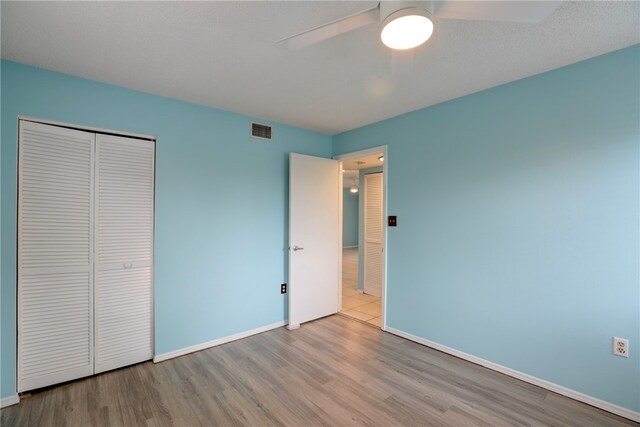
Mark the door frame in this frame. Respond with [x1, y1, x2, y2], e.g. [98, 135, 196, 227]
[334, 145, 388, 330]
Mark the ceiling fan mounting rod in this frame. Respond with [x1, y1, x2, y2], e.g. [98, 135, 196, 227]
[380, 1, 434, 20]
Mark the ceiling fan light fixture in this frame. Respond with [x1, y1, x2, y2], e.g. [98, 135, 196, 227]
[381, 8, 433, 50]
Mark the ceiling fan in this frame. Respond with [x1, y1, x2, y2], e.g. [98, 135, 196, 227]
[277, 1, 562, 50]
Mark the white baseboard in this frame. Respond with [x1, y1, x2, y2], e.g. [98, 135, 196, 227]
[357, 289, 364, 294]
[153, 320, 287, 363]
[385, 327, 640, 423]
[0, 394, 19, 408]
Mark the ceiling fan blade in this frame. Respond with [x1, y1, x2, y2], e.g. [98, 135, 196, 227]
[432, 1, 562, 23]
[276, 5, 380, 50]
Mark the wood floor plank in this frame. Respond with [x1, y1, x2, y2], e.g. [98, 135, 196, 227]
[2, 315, 638, 426]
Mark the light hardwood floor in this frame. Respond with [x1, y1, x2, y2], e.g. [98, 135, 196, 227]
[1, 315, 636, 426]
[341, 247, 382, 327]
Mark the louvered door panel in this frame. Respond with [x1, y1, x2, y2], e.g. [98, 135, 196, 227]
[95, 134, 154, 374]
[364, 172, 383, 297]
[95, 268, 152, 369]
[18, 121, 94, 392]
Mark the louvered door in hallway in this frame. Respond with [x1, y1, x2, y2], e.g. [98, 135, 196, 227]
[363, 172, 383, 297]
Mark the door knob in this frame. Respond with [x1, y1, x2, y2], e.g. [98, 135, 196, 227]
[292, 245, 304, 251]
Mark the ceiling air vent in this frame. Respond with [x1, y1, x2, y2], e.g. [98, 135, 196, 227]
[251, 122, 272, 141]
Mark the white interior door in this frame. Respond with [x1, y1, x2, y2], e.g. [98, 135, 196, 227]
[288, 153, 340, 329]
[18, 121, 95, 392]
[364, 172, 383, 297]
[94, 134, 154, 374]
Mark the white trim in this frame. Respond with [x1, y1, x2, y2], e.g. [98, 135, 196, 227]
[0, 395, 20, 408]
[385, 327, 640, 423]
[338, 162, 344, 313]
[153, 321, 287, 363]
[18, 116, 155, 141]
[334, 146, 387, 161]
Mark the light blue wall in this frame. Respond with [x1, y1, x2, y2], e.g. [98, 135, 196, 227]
[333, 45, 640, 412]
[0, 61, 332, 399]
[342, 188, 359, 247]
[2, 45, 639, 414]
[357, 167, 383, 292]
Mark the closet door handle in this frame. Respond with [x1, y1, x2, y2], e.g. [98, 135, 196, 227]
[123, 262, 133, 269]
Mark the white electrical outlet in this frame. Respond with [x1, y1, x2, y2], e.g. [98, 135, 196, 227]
[613, 337, 629, 358]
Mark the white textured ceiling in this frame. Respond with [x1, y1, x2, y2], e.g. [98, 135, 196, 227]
[342, 153, 384, 170]
[342, 152, 383, 187]
[2, 1, 639, 135]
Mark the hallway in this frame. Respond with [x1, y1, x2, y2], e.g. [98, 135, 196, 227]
[340, 247, 381, 327]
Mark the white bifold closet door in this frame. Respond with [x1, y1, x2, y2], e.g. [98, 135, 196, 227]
[18, 121, 95, 392]
[94, 134, 154, 374]
[363, 172, 383, 297]
[18, 121, 154, 392]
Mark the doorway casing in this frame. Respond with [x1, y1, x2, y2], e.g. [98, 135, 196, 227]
[334, 146, 388, 330]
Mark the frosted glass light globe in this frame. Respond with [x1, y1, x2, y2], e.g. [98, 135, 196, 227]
[381, 12, 433, 50]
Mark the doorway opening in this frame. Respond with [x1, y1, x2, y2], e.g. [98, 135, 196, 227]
[335, 147, 387, 329]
